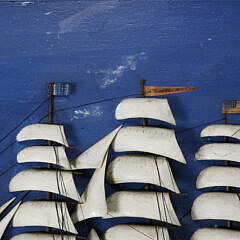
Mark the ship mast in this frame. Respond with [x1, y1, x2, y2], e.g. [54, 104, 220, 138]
[47, 83, 53, 202]
[105, 80, 197, 238]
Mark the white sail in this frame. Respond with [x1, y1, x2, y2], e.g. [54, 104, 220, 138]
[112, 126, 186, 164]
[191, 228, 240, 240]
[9, 169, 82, 202]
[71, 151, 108, 223]
[0, 197, 16, 215]
[104, 191, 180, 226]
[195, 143, 240, 163]
[12, 201, 77, 234]
[70, 126, 122, 169]
[10, 233, 77, 240]
[201, 124, 240, 140]
[16, 124, 69, 147]
[115, 98, 176, 125]
[88, 229, 100, 240]
[107, 154, 180, 193]
[192, 192, 240, 222]
[196, 166, 240, 189]
[104, 224, 170, 240]
[0, 202, 21, 239]
[17, 146, 71, 169]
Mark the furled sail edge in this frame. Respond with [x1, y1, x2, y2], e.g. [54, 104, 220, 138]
[17, 146, 71, 169]
[103, 224, 170, 240]
[71, 150, 108, 223]
[115, 98, 176, 125]
[0, 201, 21, 239]
[196, 166, 240, 189]
[70, 125, 122, 170]
[201, 124, 240, 140]
[112, 126, 186, 164]
[192, 192, 240, 223]
[12, 201, 78, 234]
[10, 233, 77, 240]
[191, 228, 240, 240]
[195, 143, 240, 163]
[107, 154, 180, 193]
[104, 191, 181, 226]
[16, 124, 69, 147]
[9, 169, 82, 203]
[0, 197, 16, 216]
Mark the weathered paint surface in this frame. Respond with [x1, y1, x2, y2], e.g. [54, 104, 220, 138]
[1, 0, 240, 239]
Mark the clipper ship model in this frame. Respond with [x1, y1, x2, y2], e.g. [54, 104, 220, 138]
[0, 82, 196, 240]
[191, 100, 240, 239]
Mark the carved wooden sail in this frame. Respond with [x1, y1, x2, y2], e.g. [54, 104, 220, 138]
[70, 125, 122, 169]
[201, 124, 240, 140]
[112, 126, 186, 164]
[1, 94, 185, 239]
[104, 224, 170, 240]
[196, 143, 240, 163]
[12, 201, 77, 234]
[17, 124, 69, 147]
[104, 191, 180, 226]
[115, 98, 176, 125]
[71, 151, 108, 222]
[104, 96, 186, 239]
[17, 146, 71, 169]
[0, 197, 16, 216]
[191, 124, 240, 238]
[107, 154, 180, 193]
[0, 202, 21, 239]
[1, 123, 119, 239]
[9, 169, 81, 202]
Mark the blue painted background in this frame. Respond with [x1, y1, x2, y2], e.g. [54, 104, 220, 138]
[1, 0, 240, 239]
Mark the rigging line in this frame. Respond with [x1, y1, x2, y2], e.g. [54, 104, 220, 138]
[53, 145, 89, 237]
[155, 157, 174, 229]
[0, 141, 17, 177]
[59, 173, 71, 234]
[166, 160, 177, 193]
[0, 161, 17, 177]
[55, 201, 64, 232]
[57, 123, 88, 234]
[0, 141, 16, 155]
[53, 146, 72, 237]
[155, 192, 166, 240]
[0, 98, 48, 144]
[230, 128, 240, 138]
[53, 148, 65, 238]
[178, 186, 224, 222]
[160, 194, 169, 239]
[153, 156, 165, 240]
[39, 93, 141, 122]
[154, 226, 160, 240]
[179, 208, 191, 221]
[176, 117, 224, 134]
[0, 99, 49, 177]
[106, 213, 154, 240]
[161, 192, 173, 224]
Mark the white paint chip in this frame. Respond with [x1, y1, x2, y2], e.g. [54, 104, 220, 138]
[71, 106, 103, 122]
[45, 11, 53, 16]
[86, 52, 147, 89]
[21, 1, 33, 6]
